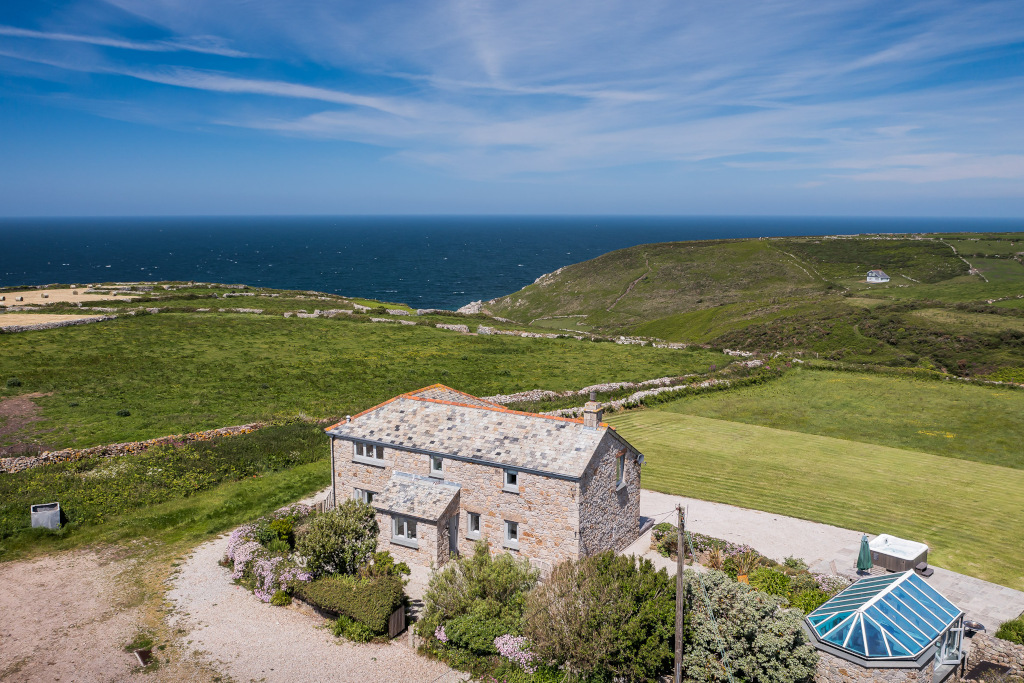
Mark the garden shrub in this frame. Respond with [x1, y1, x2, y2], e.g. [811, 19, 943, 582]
[360, 551, 410, 579]
[332, 614, 377, 643]
[417, 541, 538, 644]
[6, 377, 22, 388]
[270, 590, 291, 606]
[295, 499, 378, 576]
[225, 503, 313, 602]
[294, 574, 403, 634]
[116, 409, 131, 417]
[524, 551, 674, 682]
[681, 570, 818, 683]
[789, 589, 830, 615]
[996, 614, 1024, 645]
[783, 556, 809, 571]
[446, 600, 522, 655]
[749, 567, 791, 597]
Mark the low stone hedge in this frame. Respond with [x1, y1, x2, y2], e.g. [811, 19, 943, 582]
[0, 422, 264, 474]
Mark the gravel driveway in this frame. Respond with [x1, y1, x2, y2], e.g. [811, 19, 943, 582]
[165, 534, 465, 683]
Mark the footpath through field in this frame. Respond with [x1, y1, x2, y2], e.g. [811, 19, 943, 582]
[624, 489, 1024, 635]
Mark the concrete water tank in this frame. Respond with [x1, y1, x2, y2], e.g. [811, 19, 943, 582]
[31, 502, 61, 530]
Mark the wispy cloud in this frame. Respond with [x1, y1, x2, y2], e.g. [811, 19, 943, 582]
[3, 0, 1024, 195]
[0, 25, 248, 57]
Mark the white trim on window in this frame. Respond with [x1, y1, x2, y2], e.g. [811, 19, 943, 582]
[466, 512, 481, 539]
[503, 520, 519, 549]
[616, 452, 627, 490]
[353, 488, 375, 505]
[429, 455, 444, 478]
[502, 469, 519, 493]
[392, 516, 418, 548]
[353, 441, 385, 466]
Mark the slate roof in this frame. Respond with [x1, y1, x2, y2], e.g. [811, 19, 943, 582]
[326, 384, 612, 478]
[867, 269, 889, 278]
[373, 472, 460, 521]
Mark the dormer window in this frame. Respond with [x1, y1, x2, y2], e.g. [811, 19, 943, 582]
[503, 469, 519, 493]
[353, 442, 384, 464]
[429, 455, 444, 478]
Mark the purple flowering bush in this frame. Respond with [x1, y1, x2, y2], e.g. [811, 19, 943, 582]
[494, 634, 538, 674]
[223, 503, 313, 603]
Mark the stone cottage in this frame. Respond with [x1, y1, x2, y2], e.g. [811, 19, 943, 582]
[324, 384, 644, 571]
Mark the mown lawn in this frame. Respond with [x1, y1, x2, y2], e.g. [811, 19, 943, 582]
[608, 409, 1024, 590]
[0, 313, 724, 449]
[652, 368, 1024, 469]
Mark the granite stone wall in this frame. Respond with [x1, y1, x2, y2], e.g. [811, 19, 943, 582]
[814, 650, 934, 683]
[578, 430, 642, 556]
[960, 633, 1024, 679]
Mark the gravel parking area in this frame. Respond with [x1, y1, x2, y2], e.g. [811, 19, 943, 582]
[165, 534, 465, 683]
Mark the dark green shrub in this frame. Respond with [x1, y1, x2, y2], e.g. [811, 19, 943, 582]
[294, 574, 403, 634]
[446, 600, 520, 655]
[361, 551, 410, 579]
[116, 409, 131, 417]
[524, 551, 674, 682]
[996, 615, 1024, 645]
[417, 541, 538, 649]
[270, 590, 291, 606]
[783, 556, 809, 571]
[722, 556, 739, 580]
[6, 377, 21, 388]
[332, 614, 376, 643]
[787, 572, 820, 595]
[682, 570, 818, 683]
[789, 589, 830, 615]
[750, 567, 791, 597]
[295, 500, 378, 576]
[68, 401, 79, 407]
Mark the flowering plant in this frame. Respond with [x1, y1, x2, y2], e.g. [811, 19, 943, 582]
[223, 504, 313, 602]
[434, 625, 448, 643]
[494, 634, 538, 674]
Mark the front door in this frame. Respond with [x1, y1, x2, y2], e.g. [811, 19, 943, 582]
[449, 513, 459, 556]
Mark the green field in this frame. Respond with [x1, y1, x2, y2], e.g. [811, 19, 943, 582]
[0, 313, 724, 449]
[651, 369, 1024, 469]
[608, 408, 1024, 590]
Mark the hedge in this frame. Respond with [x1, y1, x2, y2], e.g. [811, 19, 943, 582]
[294, 574, 403, 634]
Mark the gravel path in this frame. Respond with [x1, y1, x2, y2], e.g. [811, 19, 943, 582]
[166, 534, 464, 683]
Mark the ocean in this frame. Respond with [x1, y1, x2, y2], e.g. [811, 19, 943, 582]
[2, 216, 1020, 310]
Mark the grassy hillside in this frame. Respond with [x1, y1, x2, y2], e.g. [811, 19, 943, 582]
[653, 368, 1024, 469]
[0, 312, 724, 449]
[486, 233, 1024, 376]
[608, 408, 1024, 590]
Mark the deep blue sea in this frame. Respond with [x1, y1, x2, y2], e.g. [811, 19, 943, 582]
[1, 216, 1021, 309]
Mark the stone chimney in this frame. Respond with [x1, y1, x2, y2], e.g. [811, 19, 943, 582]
[583, 391, 603, 429]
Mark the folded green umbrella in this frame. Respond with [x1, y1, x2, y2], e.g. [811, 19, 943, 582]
[857, 534, 873, 571]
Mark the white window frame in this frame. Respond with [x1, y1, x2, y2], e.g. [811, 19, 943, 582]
[616, 452, 626, 489]
[466, 512, 481, 539]
[502, 469, 519, 493]
[503, 520, 519, 549]
[429, 455, 444, 478]
[353, 488, 375, 505]
[392, 516, 418, 548]
[353, 441, 385, 465]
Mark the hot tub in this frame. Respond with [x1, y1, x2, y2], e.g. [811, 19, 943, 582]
[869, 534, 928, 572]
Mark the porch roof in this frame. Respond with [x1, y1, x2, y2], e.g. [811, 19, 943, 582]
[373, 472, 460, 522]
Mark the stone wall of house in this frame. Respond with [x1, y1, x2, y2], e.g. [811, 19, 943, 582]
[374, 510, 441, 568]
[577, 430, 642, 557]
[332, 437, 581, 568]
[436, 495, 462, 567]
[814, 650, 934, 683]
[959, 633, 1024, 679]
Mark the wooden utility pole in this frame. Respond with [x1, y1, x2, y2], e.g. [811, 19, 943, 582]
[674, 504, 685, 683]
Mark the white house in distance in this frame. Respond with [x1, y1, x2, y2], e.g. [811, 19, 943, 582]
[866, 269, 890, 283]
[324, 385, 645, 572]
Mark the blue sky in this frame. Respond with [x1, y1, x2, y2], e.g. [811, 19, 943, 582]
[1, 0, 1023, 216]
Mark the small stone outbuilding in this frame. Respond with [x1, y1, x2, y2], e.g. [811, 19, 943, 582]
[325, 384, 644, 571]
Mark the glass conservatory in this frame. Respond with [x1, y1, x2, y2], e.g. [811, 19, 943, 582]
[806, 571, 964, 667]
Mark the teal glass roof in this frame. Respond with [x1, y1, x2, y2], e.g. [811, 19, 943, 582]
[807, 572, 962, 659]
